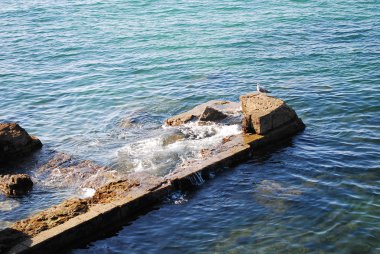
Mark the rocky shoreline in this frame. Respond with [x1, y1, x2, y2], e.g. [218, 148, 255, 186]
[0, 92, 304, 253]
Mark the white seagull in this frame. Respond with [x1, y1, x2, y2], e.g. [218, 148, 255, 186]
[256, 83, 271, 93]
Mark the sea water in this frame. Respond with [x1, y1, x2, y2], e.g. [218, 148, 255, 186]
[0, 0, 379, 253]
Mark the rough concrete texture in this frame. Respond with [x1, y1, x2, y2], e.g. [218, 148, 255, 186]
[240, 93, 304, 134]
[90, 179, 140, 204]
[165, 100, 240, 126]
[0, 123, 42, 164]
[0, 174, 33, 196]
[11, 199, 89, 237]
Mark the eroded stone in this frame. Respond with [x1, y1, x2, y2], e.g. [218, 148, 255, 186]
[11, 199, 89, 237]
[0, 123, 42, 164]
[240, 93, 304, 134]
[0, 174, 33, 196]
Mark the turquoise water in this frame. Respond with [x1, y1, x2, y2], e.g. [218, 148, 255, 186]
[1, 0, 379, 253]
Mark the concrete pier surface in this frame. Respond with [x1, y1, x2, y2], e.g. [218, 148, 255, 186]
[0, 93, 305, 254]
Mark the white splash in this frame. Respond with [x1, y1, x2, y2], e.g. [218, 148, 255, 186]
[117, 122, 241, 175]
[76, 188, 96, 198]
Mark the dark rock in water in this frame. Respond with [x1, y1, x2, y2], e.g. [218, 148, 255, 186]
[199, 106, 228, 122]
[240, 93, 305, 134]
[0, 174, 33, 196]
[0, 123, 42, 164]
[165, 100, 240, 126]
[37, 152, 73, 172]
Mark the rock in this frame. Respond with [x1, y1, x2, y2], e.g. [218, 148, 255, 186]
[254, 180, 302, 213]
[165, 100, 241, 126]
[0, 174, 33, 196]
[240, 93, 305, 134]
[199, 106, 228, 122]
[37, 152, 73, 172]
[0, 123, 42, 163]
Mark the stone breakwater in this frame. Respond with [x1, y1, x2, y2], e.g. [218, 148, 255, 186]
[0, 93, 304, 254]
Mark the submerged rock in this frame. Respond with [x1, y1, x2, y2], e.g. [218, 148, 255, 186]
[0, 174, 33, 196]
[240, 93, 305, 134]
[254, 180, 302, 213]
[162, 132, 185, 146]
[0, 123, 42, 164]
[165, 100, 240, 126]
[36, 153, 119, 189]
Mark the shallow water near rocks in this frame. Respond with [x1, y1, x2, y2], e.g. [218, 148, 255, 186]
[1, 0, 379, 253]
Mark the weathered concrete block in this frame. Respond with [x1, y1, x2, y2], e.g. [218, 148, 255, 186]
[240, 93, 304, 134]
[0, 123, 42, 164]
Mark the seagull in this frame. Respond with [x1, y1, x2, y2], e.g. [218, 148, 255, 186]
[256, 83, 271, 93]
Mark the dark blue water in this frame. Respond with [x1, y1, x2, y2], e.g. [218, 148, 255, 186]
[1, 0, 379, 253]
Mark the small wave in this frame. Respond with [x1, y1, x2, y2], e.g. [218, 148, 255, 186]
[116, 122, 241, 175]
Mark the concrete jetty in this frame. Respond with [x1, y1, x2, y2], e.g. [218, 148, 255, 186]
[0, 93, 305, 254]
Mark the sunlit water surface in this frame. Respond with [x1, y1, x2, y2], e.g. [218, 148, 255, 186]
[0, 0, 379, 253]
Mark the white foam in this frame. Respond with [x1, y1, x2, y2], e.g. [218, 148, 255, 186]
[76, 188, 96, 198]
[117, 122, 241, 175]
